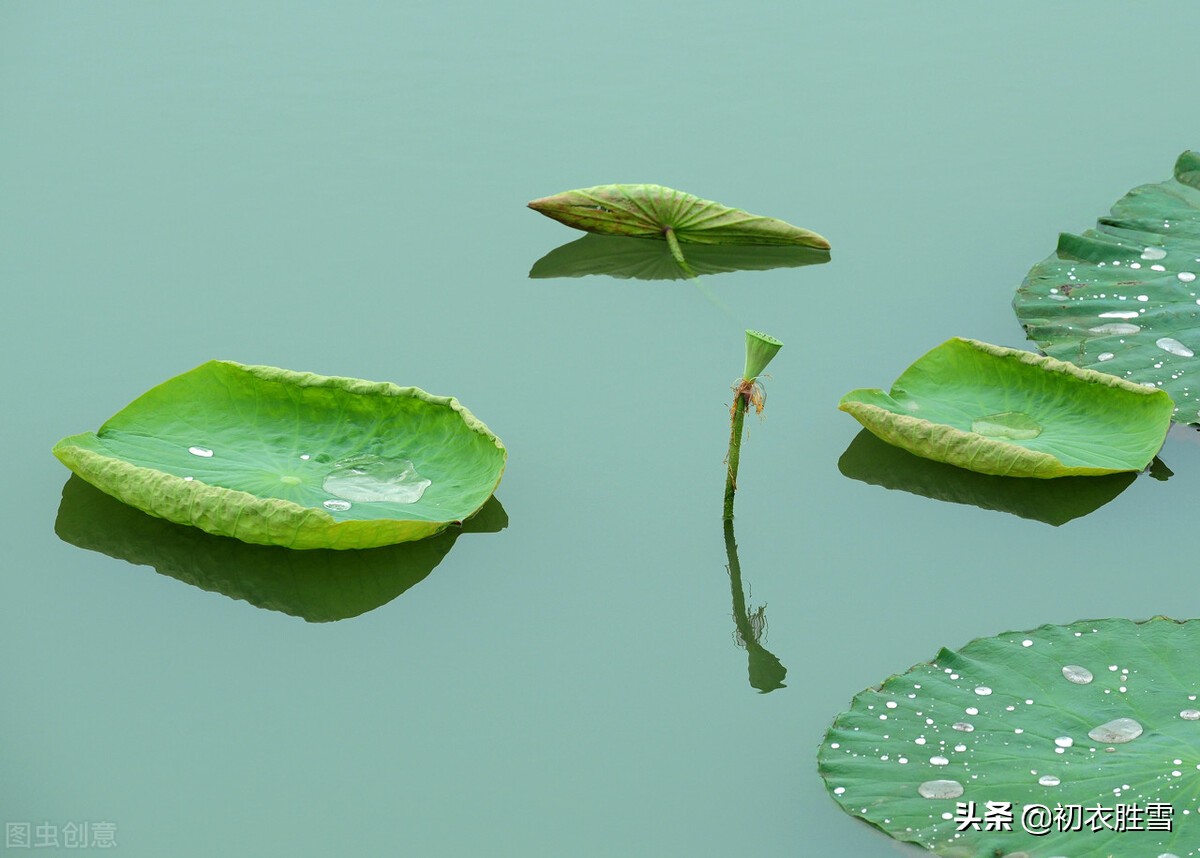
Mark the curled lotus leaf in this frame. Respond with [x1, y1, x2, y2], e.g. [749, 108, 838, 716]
[838, 338, 1173, 478]
[528, 184, 830, 248]
[1014, 150, 1200, 424]
[820, 617, 1200, 858]
[52, 361, 506, 550]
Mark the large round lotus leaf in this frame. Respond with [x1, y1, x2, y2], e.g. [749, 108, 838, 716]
[838, 338, 1173, 478]
[819, 617, 1200, 858]
[1014, 150, 1200, 424]
[52, 361, 506, 550]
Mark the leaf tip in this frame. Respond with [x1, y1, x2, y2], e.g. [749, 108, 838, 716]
[806, 232, 832, 251]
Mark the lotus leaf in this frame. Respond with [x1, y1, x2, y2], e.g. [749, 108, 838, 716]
[820, 617, 1200, 858]
[839, 338, 1173, 478]
[527, 184, 830, 248]
[1014, 151, 1200, 424]
[52, 361, 506, 549]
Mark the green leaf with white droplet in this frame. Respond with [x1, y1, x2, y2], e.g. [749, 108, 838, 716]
[839, 337, 1173, 478]
[1014, 150, 1200, 424]
[52, 361, 506, 549]
[527, 184, 830, 248]
[820, 617, 1200, 858]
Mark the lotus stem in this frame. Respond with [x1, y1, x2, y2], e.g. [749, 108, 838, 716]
[723, 389, 748, 521]
[664, 227, 696, 278]
[723, 330, 783, 522]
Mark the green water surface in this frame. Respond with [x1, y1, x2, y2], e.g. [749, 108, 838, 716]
[4, 2, 1200, 855]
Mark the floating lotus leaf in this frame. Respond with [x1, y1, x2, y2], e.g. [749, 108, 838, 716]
[1014, 151, 1200, 424]
[52, 361, 506, 549]
[54, 476, 507, 621]
[837, 429, 1136, 525]
[529, 233, 830, 280]
[820, 617, 1200, 858]
[528, 184, 830, 248]
[838, 338, 1173, 478]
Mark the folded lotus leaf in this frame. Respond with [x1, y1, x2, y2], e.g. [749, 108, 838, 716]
[839, 338, 1172, 478]
[820, 617, 1200, 858]
[52, 361, 506, 549]
[527, 184, 830, 248]
[1014, 151, 1200, 424]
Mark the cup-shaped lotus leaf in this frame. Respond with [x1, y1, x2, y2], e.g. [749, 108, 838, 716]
[838, 338, 1172, 478]
[52, 361, 507, 549]
[820, 617, 1200, 857]
[528, 184, 830, 248]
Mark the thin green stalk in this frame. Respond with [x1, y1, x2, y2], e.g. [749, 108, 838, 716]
[723, 387, 747, 522]
[723, 331, 782, 521]
[692, 278, 736, 320]
[663, 227, 696, 278]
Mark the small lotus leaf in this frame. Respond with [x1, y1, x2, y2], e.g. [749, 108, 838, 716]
[52, 361, 506, 549]
[820, 617, 1200, 857]
[1014, 151, 1200, 423]
[838, 338, 1172, 478]
[528, 184, 830, 248]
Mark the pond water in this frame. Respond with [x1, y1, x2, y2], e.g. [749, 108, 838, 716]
[4, 3, 1200, 855]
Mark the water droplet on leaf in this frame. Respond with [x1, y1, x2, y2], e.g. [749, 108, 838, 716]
[322, 454, 432, 504]
[917, 779, 963, 799]
[971, 412, 1041, 441]
[1156, 337, 1195, 358]
[1087, 717, 1142, 744]
[1062, 665, 1093, 684]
